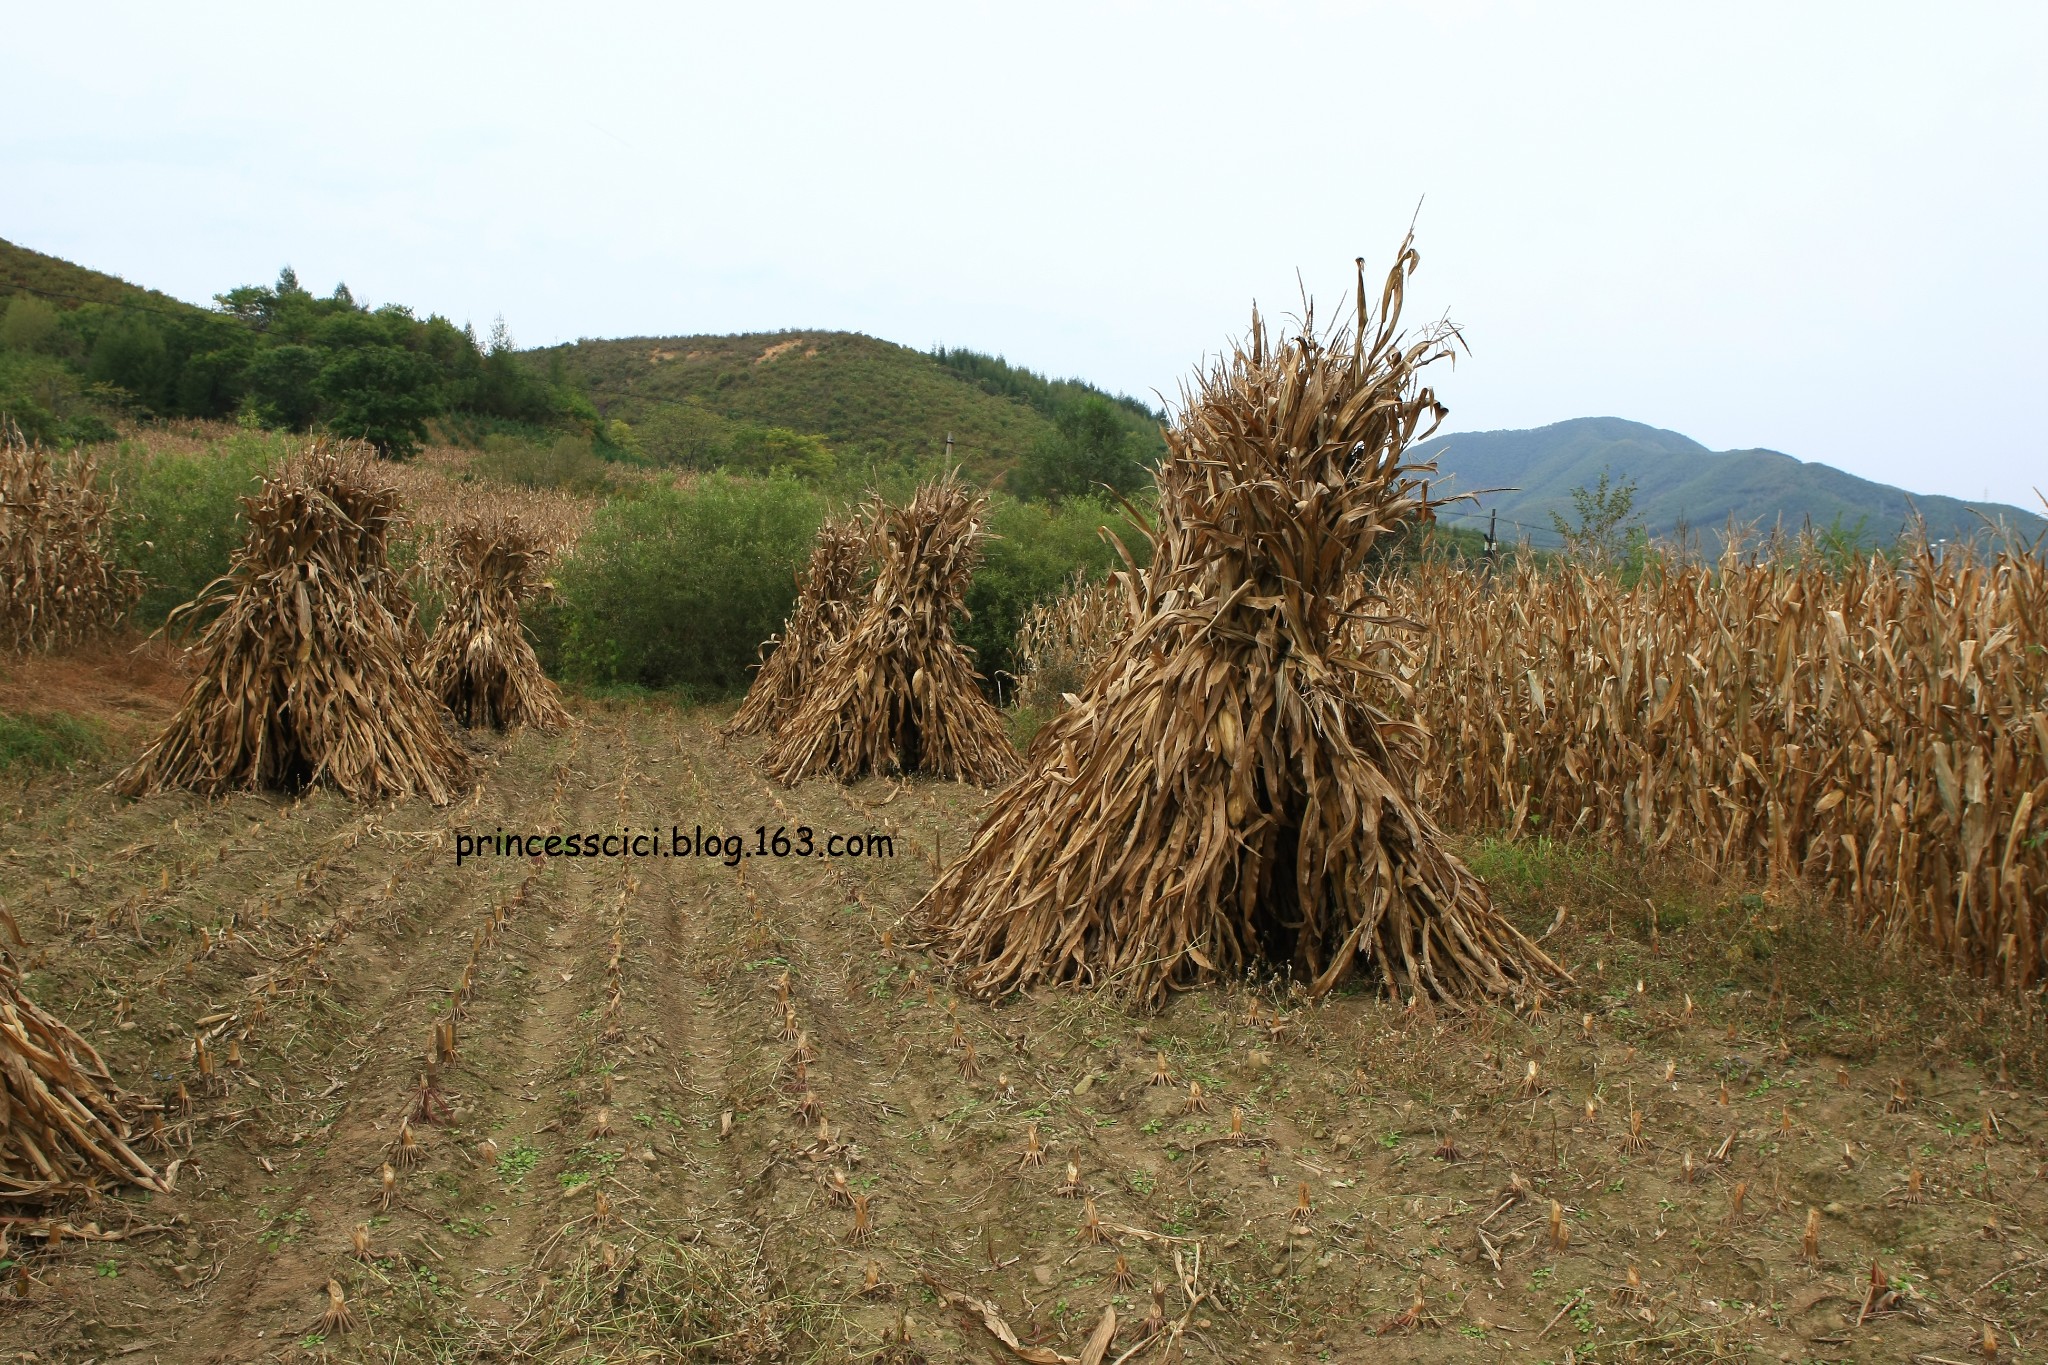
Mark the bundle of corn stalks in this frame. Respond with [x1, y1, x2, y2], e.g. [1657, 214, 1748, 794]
[921, 241, 1561, 1008]
[1, 911, 162, 1202]
[420, 513, 570, 732]
[764, 475, 1015, 785]
[0, 425, 141, 652]
[1009, 572, 1129, 714]
[113, 442, 470, 804]
[727, 513, 870, 738]
[1372, 538, 2048, 986]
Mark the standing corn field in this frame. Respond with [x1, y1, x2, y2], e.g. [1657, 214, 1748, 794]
[1008, 572, 1126, 716]
[922, 242, 1562, 1009]
[419, 513, 571, 732]
[763, 475, 1015, 786]
[1370, 543, 2048, 986]
[113, 441, 470, 804]
[727, 513, 870, 738]
[0, 426, 141, 652]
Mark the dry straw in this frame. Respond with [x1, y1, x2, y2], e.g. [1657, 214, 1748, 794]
[114, 441, 470, 804]
[0, 424, 140, 652]
[1010, 572, 1126, 714]
[1374, 541, 2048, 986]
[921, 239, 1562, 1008]
[1, 909, 163, 1201]
[420, 512, 570, 731]
[764, 474, 1016, 785]
[727, 512, 870, 737]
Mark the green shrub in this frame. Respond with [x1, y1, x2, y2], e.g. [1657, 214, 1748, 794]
[0, 349, 101, 445]
[103, 430, 278, 625]
[0, 710, 107, 772]
[472, 433, 616, 492]
[545, 474, 824, 696]
[961, 493, 1142, 692]
[634, 400, 736, 468]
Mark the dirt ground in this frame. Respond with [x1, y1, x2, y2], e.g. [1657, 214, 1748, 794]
[3, 693, 2047, 1363]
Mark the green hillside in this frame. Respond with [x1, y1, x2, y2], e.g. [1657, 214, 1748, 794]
[543, 331, 1164, 486]
[1411, 417, 2045, 552]
[0, 237, 206, 316]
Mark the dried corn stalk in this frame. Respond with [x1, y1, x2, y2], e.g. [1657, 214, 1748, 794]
[1010, 572, 1130, 715]
[113, 441, 469, 804]
[1, 911, 162, 1202]
[727, 513, 870, 737]
[764, 475, 1016, 785]
[1373, 537, 2048, 986]
[922, 240, 1561, 1008]
[420, 513, 570, 731]
[0, 425, 140, 652]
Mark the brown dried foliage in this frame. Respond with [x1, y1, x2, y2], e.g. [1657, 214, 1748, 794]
[0, 426, 140, 652]
[419, 513, 570, 732]
[764, 474, 1015, 785]
[921, 240, 1562, 1008]
[0, 912, 162, 1203]
[112, 441, 469, 804]
[727, 513, 869, 738]
[1010, 572, 1125, 714]
[1374, 542, 2048, 986]
[1014, 482, 2048, 993]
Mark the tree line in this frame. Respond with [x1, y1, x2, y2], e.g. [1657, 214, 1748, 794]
[0, 267, 591, 457]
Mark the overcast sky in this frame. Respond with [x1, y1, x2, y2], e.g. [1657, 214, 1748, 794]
[7, 2, 2043, 507]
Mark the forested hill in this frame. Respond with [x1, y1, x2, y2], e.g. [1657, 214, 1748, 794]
[540, 331, 1164, 484]
[0, 236, 589, 455]
[1411, 417, 2044, 550]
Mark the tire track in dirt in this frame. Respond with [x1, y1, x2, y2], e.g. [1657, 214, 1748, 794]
[435, 717, 624, 1335]
[676, 715, 1030, 1359]
[138, 740, 561, 1359]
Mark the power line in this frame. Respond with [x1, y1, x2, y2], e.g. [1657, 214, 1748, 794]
[1429, 503, 1569, 548]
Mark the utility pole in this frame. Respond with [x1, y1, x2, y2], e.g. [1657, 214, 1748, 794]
[944, 432, 954, 465]
[1484, 508, 1498, 576]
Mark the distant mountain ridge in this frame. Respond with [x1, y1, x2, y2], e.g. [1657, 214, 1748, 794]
[1410, 417, 2043, 550]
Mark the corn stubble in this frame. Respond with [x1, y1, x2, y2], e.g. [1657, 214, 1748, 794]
[921, 240, 1561, 1008]
[764, 474, 1015, 786]
[113, 442, 469, 804]
[727, 512, 869, 738]
[419, 512, 570, 732]
[0, 425, 141, 652]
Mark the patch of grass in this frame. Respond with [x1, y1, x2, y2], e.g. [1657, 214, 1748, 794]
[495, 1139, 541, 1184]
[0, 709, 106, 771]
[511, 1232, 807, 1360]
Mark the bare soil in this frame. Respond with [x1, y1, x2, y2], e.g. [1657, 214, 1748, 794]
[3, 693, 2046, 1363]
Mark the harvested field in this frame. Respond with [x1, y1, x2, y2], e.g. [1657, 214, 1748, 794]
[2, 685, 2047, 1362]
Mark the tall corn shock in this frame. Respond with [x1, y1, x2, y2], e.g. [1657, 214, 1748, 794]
[764, 474, 1015, 786]
[727, 513, 870, 739]
[922, 239, 1562, 1008]
[113, 441, 469, 805]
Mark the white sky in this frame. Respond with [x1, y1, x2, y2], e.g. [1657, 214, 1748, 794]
[6, 2, 2044, 507]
